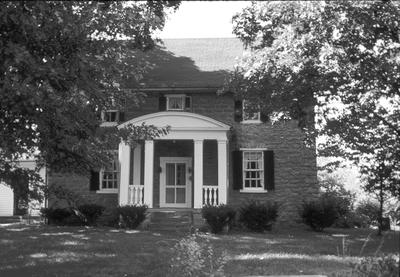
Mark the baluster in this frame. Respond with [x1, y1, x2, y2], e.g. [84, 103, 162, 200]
[129, 187, 133, 205]
[139, 186, 144, 205]
[216, 188, 219, 205]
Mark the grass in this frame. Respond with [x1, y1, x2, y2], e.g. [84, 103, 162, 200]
[0, 223, 398, 277]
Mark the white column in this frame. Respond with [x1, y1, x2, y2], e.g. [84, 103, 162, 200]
[133, 145, 142, 185]
[193, 139, 204, 209]
[217, 140, 228, 205]
[143, 140, 154, 208]
[118, 142, 130, 205]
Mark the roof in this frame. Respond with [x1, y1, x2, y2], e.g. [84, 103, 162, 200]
[127, 38, 245, 89]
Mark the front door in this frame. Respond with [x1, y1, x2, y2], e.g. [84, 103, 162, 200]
[160, 157, 192, 208]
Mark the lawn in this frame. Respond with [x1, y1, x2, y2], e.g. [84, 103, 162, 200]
[0, 223, 398, 277]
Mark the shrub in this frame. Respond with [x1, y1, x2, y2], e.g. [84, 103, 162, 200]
[301, 198, 338, 231]
[117, 205, 147, 229]
[97, 208, 120, 227]
[334, 211, 370, 229]
[355, 200, 380, 227]
[319, 175, 357, 228]
[352, 254, 399, 276]
[239, 201, 278, 232]
[169, 233, 228, 277]
[40, 207, 80, 225]
[201, 204, 236, 234]
[78, 204, 105, 225]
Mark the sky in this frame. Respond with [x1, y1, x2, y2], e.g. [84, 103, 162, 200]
[159, 1, 251, 39]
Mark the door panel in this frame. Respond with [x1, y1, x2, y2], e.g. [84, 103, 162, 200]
[160, 158, 192, 208]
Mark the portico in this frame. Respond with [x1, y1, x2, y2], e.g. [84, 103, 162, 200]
[117, 112, 230, 208]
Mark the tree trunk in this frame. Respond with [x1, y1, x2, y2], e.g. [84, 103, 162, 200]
[378, 179, 384, 236]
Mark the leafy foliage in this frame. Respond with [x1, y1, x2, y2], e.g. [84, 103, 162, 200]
[201, 205, 236, 234]
[40, 207, 82, 225]
[169, 233, 228, 277]
[97, 207, 121, 228]
[301, 198, 339, 231]
[335, 254, 399, 277]
[355, 200, 381, 227]
[319, 175, 360, 228]
[0, 2, 179, 194]
[239, 201, 278, 232]
[117, 205, 148, 229]
[228, 1, 400, 202]
[78, 204, 105, 225]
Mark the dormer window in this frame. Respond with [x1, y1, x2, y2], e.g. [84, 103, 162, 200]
[166, 94, 191, 111]
[100, 110, 125, 127]
[103, 110, 119, 123]
[242, 100, 261, 123]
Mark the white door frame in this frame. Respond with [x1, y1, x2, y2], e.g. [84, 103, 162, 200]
[159, 157, 192, 208]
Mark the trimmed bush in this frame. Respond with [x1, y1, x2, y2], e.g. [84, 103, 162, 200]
[97, 208, 120, 227]
[201, 204, 236, 234]
[117, 205, 147, 229]
[78, 204, 105, 225]
[301, 198, 338, 231]
[239, 201, 278, 232]
[40, 207, 81, 225]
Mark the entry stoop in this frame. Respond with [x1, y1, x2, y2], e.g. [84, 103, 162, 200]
[146, 209, 196, 233]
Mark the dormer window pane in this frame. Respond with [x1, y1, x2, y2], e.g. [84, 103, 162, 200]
[167, 96, 184, 111]
[243, 101, 260, 122]
[102, 110, 119, 123]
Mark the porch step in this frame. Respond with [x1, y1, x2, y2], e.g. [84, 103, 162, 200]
[147, 210, 194, 233]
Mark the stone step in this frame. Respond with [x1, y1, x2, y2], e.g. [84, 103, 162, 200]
[146, 210, 194, 232]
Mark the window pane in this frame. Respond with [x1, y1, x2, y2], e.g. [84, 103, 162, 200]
[176, 188, 185, 203]
[243, 151, 264, 190]
[168, 97, 183, 110]
[176, 164, 186, 186]
[166, 188, 175, 203]
[166, 163, 175, 187]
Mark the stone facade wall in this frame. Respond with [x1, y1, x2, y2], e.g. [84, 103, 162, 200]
[48, 91, 318, 224]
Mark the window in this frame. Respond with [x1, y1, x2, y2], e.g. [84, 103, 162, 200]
[99, 152, 119, 192]
[242, 100, 261, 123]
[242, 150, 264, 191]
[102, 110, 119, 123]
[166, 95, 191, 111]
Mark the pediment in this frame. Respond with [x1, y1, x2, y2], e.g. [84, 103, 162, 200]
[118, 112, 230, 131]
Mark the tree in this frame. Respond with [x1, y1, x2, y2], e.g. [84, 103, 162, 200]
[227, 1, 400, 233]
[0, 2, 178, 199]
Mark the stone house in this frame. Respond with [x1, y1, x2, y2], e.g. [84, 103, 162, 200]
[49, 38, 318, 224]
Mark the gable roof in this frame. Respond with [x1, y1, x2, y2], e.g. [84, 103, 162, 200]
[128, 38, 245, 89]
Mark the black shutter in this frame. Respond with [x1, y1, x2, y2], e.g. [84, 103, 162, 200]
[185, 96, 191, 109]
[90, 170, 100, 191]
[119, 111, 125, 122]
[232, 151, 243, 190]
[234, 100, 243, 122]
[159, 95, 166, 111]
[264, 150, 274, 191]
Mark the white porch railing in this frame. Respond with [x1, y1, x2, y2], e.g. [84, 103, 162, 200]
[128, 185, 144, 205]
[203, 185, 219, 206]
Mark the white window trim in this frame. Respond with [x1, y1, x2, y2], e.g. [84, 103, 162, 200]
[97, 151, 119, 194]
[240, 149, 266, 193]
[166, 94, 189, 111]
[241, 100, 262, 124]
